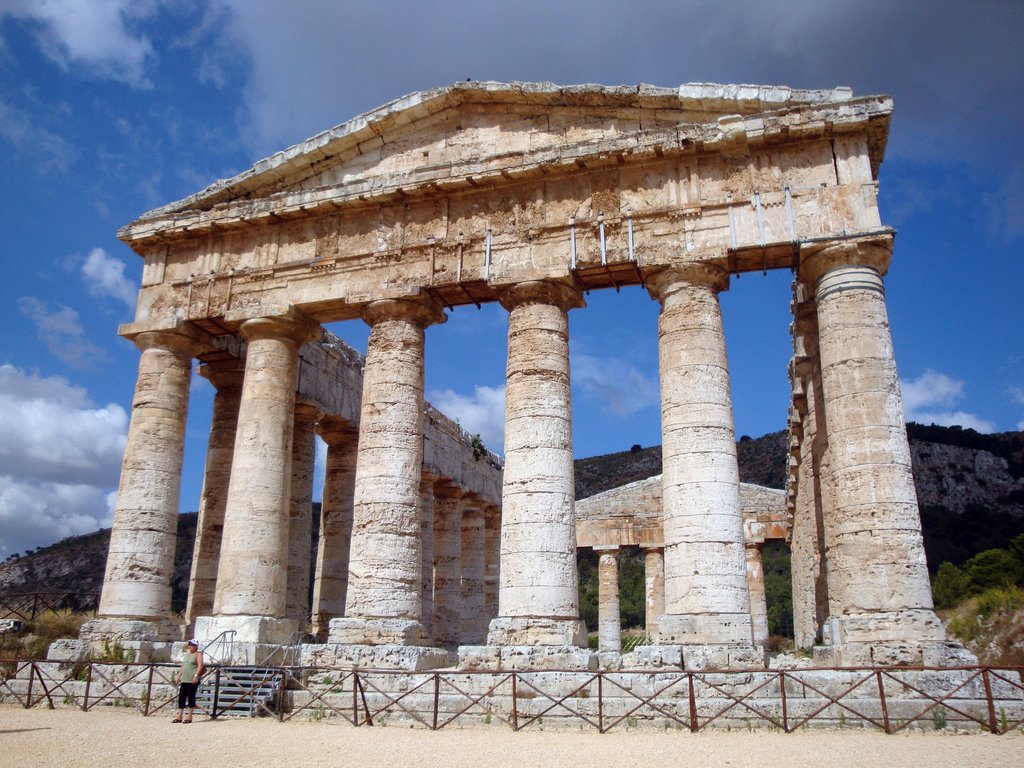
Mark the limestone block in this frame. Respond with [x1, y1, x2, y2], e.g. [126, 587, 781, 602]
[0, 619, 23, 635]
[301, 643, 451, 671]
[486, 617, 587, 647]
[80, 617, 179, 644]
[45, 638, 90, 661]
[328, 617, 428, 646]
[625, 645, 683, 669]
[461, 644, 597, 671]
[194, 614, 298, 646]
[655, 614, 757, 646]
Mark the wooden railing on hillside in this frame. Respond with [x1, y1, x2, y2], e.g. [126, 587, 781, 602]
[0, 592, 99, 621]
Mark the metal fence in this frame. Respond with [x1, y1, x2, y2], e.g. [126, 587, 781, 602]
[2, 659, 1022, 734]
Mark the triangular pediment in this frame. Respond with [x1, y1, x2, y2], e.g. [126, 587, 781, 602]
[121, 81, 889, 242]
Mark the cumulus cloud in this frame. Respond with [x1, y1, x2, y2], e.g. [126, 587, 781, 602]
[1010, 386, 1024, 432]
[427, 385, 505, 454]
[900, 369, 996, 433]
[0, 365, 126, 556]
[18, 296, 107, 370]
[1, 0, 161, 88]
[573, 352, 659, 417]
[81, 247, 137, 310]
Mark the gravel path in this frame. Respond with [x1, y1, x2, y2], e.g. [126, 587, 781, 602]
[1, 705, 1020, 768]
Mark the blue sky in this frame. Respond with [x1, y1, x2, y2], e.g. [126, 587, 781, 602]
[1, 1, 1022, 558]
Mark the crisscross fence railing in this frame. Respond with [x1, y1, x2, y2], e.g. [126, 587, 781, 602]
[1, 660, 1021, 734]
[0, 592, 99, 621]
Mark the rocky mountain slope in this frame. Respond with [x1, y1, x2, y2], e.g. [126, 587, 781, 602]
[2, 425, 1022, 610]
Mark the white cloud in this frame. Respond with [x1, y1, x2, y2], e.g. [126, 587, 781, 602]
[1, 0, 161, 88]
[0, 365, 126, 556]
[427, 385, 505, 454]
[900, 369, 996, 433]
[573, 352, 659, 417]
[81, 247, 137, 310]
[18, 296, 107, 370]
[0, 95, 75, 173]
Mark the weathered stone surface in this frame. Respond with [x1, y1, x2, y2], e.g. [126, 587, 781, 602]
[459, 644, 598, 671]
[486, 617, 587, 647]
[597, 549, 621, 653]
[302, 643, 451, 670]
[0, 619, 24, 635]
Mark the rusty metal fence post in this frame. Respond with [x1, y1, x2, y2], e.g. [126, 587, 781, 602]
[779, 670, 788, 732]
[875, 670, 891, 733]
[981, 668, 999, 734]
[687, 671, 697, 732]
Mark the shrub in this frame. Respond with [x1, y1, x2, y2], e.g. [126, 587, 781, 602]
[932, 562, 969, 609]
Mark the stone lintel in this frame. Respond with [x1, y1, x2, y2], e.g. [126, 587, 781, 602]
[328, 617, 430, 646]
[486, 617, 588, 647]
[459, 645, 598, 671]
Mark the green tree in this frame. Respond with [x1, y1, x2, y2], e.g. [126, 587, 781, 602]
[964, 549, 1022, 593]
[932, 561, 968, 609]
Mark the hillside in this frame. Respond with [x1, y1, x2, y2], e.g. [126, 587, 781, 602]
[2, 425, 1022, 614]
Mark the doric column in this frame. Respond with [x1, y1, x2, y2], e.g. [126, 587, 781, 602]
[419, 472, 439, 639]
[334, 296, 445, 646]
[185, 360, 244, 626]
[483, 506, 501, 621]
[432, 482, 463, 648]
[789, 294, 831, 648]
[597, 548, 622, 653]
[745, 545, 769, 646]
[310, 417, 358, 639]
[800, 239, 944, 654]
[643, 547, 665, 638]
[95, 327, 199, 632]
[488, 280, 586, 648]
[460, 500, 486, 645]
[286, 402, 321, 623]
[210, 309, 321, 628]
[648, 264, 755, 649]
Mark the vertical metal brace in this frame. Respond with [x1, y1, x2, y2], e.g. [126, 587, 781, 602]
[484, 227, 492, 281]
[569, 216, 577, 270]
[785, 186, 796, 241]
[754, 190, 766, 246]
[627, 216, 635, 262]
[728, 200, 738, 251]
[598, 212, 607, 265]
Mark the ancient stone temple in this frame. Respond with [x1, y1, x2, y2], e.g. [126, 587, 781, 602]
[82, 81, 967, 670]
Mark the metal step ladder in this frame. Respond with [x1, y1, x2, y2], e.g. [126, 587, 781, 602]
[197, 667, 282, 718]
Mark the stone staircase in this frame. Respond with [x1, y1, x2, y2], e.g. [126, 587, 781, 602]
[197, 667, 282, 717]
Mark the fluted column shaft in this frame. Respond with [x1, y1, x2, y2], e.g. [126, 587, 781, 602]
[432, 484, 463, 648]
[460, 502, 486, 644]
[483, 506, 501, 621]
[746, 545, 769, 646]
[597, 549, 622, 653]
[286, 403, 320, 623]
[489, 280, 586, 647]
[650, 265, 753, 646]
[213, 311, 320, 617]
[311, 418, 358, 638]
[643, 547, 665, 638]
[419, 473, 438, 638]
[790, 300, 831, 648]
[185, 361, 244, 625]
[340, 297, 445, 644]
[99, 328, 198, 622]
[802, 240, 941, 644]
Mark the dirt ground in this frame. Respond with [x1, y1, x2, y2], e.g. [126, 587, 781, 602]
[0, 706, 1021, 768]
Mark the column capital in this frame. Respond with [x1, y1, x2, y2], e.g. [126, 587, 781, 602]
[798, 236, 893, 287]
[432, 480, 464, 500]
[499, 279, 584, 313]
[361, 295, 447, 329]
[294, 401, 323, 424]
[197, 359, 245, 391]
[133, 326, 202, 360]
[317, 415, 358, 446]
[646, 263, 729, 305]
[240, 307, 322, 348]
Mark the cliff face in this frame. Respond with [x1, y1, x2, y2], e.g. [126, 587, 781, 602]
[2, 426, 1022, 601]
